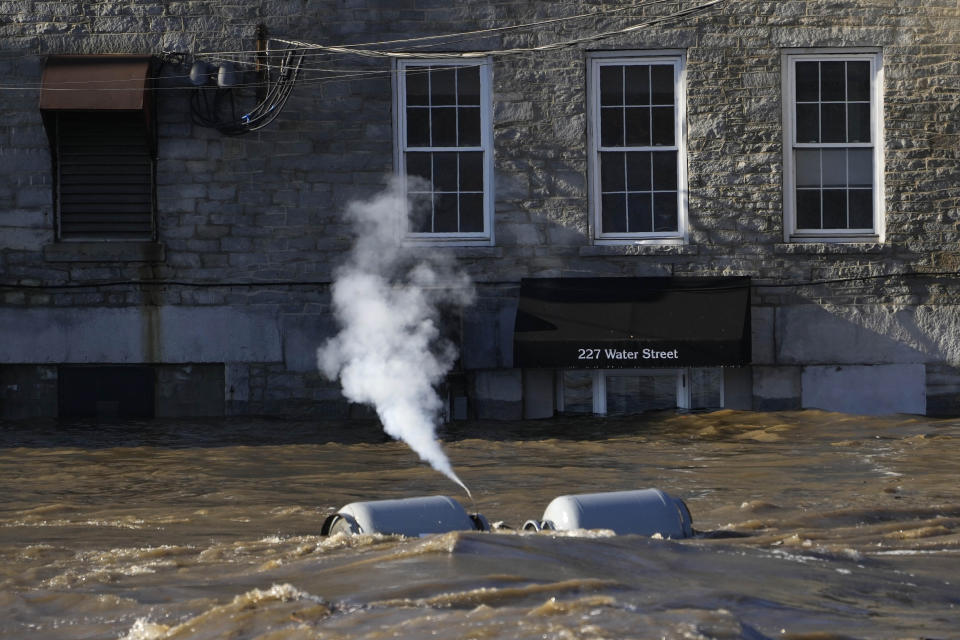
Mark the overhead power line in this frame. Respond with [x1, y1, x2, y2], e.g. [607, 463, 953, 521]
[1, 270, 958, 292]
[190, 0, 707, 58]
[272, 0, 726, 60]
[0, 0, 727, 91]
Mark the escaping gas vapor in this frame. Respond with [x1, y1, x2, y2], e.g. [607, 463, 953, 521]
[317, 178, 475, 496]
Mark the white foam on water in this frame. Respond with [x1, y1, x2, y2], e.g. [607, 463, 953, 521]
[119, 618, 170, 640]
[119, 584, 327, 640]
[318, 179, 474, 496]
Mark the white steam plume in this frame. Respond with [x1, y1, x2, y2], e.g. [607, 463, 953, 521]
[317, 178, 474, 496]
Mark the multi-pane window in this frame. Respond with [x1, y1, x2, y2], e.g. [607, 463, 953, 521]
[590, 54, 685, 241]
[785, 52, 882, 239]
[395, 59, 492, 242]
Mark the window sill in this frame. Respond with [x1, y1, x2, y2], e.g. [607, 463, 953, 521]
[423, 246, 504, 259]
[774, 241, 888, 255]
[580, 244, 698, 257]
[44, 242, 166, 263]
[403, 236, 494, 248]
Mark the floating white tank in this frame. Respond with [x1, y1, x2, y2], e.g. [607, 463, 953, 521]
[523, 489, 693, 538]
[321, 495, 489, 537]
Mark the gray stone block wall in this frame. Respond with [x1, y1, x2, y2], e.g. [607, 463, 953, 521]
[1, 1, 959, 417]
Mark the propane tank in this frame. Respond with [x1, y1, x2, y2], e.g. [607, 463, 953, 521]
[321, 495, 489, 537]
[523, 488, 693, 538]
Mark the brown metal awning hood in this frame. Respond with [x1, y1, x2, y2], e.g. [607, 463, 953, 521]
[40, 55, 152, 111]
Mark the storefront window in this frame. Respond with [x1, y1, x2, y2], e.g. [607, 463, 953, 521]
[560, 370, 594, 414]
[689, 368, 723, 409]
[606, 372, 677, 414]
[558, 368, 724, 415]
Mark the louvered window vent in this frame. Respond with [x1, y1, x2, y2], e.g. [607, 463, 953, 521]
[54, 111, 155, 241]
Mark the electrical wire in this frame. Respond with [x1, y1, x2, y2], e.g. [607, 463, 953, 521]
[1, 271, 958, 292]
[183, 0, 723, 133]
[46, 0, 717, 81]
[188, 48, 304, 135]
[0, 0, 726, 91]
[175, 0, 724, 114]
[273, 0, 726, 60]
[0, 1, 723, 133]
[186, 0, 706, 58]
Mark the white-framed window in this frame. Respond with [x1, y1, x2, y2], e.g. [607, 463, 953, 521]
[394, 58, 494, 245]
[783, 50, 884, 242]
[588, 51, 687, 244]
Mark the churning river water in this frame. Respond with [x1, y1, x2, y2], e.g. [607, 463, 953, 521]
[1, 410, 958, 639]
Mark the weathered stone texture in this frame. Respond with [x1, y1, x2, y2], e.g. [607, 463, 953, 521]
[1, 1, 959, 416]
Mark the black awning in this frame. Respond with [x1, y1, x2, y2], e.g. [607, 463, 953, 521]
[514, 277, 751, 368]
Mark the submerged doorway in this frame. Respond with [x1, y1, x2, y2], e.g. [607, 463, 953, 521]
[58, 365, 155, 419]
[557, 368, 723, 415]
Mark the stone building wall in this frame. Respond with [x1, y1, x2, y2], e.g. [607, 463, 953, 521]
[1, 1, 959, 418]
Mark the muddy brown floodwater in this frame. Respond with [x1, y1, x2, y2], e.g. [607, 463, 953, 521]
[0, 410, 958, 639]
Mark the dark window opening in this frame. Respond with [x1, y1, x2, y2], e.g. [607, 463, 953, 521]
[52, 111, 156, 241]
[39, 55, 156, 242]
[58, 365, 156, 419]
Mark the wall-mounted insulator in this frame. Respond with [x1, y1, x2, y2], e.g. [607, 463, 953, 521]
[189, 60, 212, 86]
[217, 62, 238, 88]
